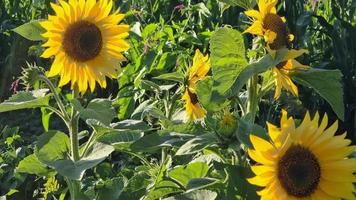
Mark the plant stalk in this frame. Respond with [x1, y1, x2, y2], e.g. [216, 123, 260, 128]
[246, 75, 258, 122]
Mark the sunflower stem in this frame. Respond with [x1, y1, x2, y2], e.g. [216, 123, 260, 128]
[246, 75, 259, 122]
[69, 86, 80, 162]
[39, 75, 70, 121]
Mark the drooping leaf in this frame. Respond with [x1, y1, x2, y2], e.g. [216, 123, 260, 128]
[292, 69, 345, 120]
[0, 89, 50, 113]
[13, 20, 46, 41]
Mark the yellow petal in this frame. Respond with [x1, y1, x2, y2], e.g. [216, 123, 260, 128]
[244, 21, 264, 36]
[244, 9, 262, 20]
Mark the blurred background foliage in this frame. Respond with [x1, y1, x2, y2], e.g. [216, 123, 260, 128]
[0, 0, 355, 198]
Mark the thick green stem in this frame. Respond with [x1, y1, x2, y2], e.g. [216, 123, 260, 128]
[70, 86, 80, 161]
[246, 75, 258, 122]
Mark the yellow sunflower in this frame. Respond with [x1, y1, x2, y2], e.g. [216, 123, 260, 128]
[248, 110, 356, 200]
[244, 0, 293, 49]
[40, 0, 130, 93]
[272, 49, 309, 99]
[182, 49, 210, 121]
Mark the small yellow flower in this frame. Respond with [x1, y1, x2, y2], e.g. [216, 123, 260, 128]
[272, 49, 309, 99]
[41, 0, 130, 93]
[248, 110, 356, 200]
[244, 0, 293, 49]
[182, 49, 210, 121]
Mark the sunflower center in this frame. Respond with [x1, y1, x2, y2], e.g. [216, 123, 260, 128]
[63, 20, 103, 62]
[278, 145, 321, 197]
[276, 61, 288, 69]
[262, 14, 289, 50]
[188, 90, 199, 105]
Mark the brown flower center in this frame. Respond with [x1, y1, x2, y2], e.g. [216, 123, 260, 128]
[63, 20, 102, 62]
[188, 90, 199, 105]
[263, 14, 289, 50]
[278, 145, 321, 198]
[276, 61, 288, 69]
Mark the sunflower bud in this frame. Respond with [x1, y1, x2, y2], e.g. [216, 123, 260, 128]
[20, 62, 45, 87]
[217, 111, 237, 138]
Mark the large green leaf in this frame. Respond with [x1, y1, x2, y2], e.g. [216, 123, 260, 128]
[292, 69, 344, 120]
[35, 131, 114, 180]
[0, 89, 50, 112]
[208, 28, 287, 104]
[16, 154, 54, 177]
[35, 131, 70, 164]
[13, 20, 46, 41]
[48, 143, 114, 180]
[163, 190, 217, 200]
[210, 27, 248, 97]
[72, 98, 116, 125]
[168, 162, 210, 187]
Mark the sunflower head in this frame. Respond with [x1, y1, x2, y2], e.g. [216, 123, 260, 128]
[41, 0, 130, 93]
[272, 49, 309, 99]
[248, 110, 356, 200]
[217, 110, 237, 137]
[244, 0, 293, 50]
[182, 49, 210, 121]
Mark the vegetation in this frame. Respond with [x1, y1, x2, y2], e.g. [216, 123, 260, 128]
[0, 0, 355, 199]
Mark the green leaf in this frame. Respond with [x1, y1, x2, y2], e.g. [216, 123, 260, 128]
[186, 178, 219, 192]
[210, 27, 248, 96]
[145, 180, 182, 200]
[168, 162, 210, 187]
[41, 107, 53, 132]
[73, 98, 116, 125]
[175, 133, 218, 155]
[155, 72, 185, 83]
[17, 154, 54, 176]
[236, 115, 269, 148]
[163, 190, 217, 200]
[0, 89, 50, 113]
[96, 177, 127, 200]
[97, 130, 144, 150]
[35, 131, 70, 165]
[49, 143, 114, 180]
[218, 0, 254, 9]
[111, 119, 150, 131]
[196, 77, 227, 111]
[130, 132, 194, 152]
[213, 162, 258, 199]
[292, 69, 345, 120]
[12, 20, 46, 41]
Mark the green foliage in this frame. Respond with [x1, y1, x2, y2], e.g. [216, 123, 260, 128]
[12, 20, 46, 41]
[0, 89, 50, 112]
[292, 69, 345, 120]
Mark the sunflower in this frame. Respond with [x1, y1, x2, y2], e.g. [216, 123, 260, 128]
[248, 110, 356, 200]
[272, 49, 309, 99]
[244, 0, 293, 49]
[40, 0, 130, 93]
[182, 49, 210, 121]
